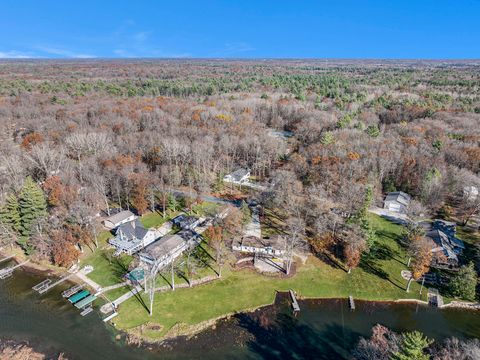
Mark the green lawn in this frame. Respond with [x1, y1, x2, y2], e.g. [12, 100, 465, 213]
[113, 214, 428, 340]
[140, 210, 178, 229]
[261, 208, 286, 237]
[81, 248, 134, 287]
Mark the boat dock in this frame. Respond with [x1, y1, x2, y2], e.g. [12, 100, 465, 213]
[33, 272, 77, 294]
[289, 289, 300, 312]
[62, 284, 84, 298]
[100, 285, 142, 314]
[103, 311, 118, 322]
[0, 260, 30, 280]
[74, 294, 97, 309]
[0, 255, 14, 264]
[349, 296, 355, 310]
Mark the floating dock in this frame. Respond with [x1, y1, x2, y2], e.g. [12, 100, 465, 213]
[80, 307, 94, 317]
[349, 296, 355, 310]
[289, 290, 300, 312]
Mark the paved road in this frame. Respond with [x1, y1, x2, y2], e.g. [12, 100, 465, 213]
[167, 188, 241, 206]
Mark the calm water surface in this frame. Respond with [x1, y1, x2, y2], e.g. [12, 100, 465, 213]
[1, 266, 479, 359]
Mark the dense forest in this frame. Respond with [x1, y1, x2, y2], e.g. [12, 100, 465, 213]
[0, 59, 479, 276]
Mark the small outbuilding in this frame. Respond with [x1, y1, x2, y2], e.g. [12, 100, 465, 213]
[103, 210, 136, 230]
[383, 191, 411, 214]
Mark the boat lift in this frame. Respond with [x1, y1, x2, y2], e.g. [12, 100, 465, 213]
[62, 284, 84, 298]
[32, 272, 77, 294]
[0, 260, 30, 280]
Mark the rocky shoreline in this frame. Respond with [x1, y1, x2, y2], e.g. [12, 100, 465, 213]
[0, 338, 68, 360]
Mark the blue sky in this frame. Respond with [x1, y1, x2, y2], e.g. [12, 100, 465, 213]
[1, 0, 479, 59]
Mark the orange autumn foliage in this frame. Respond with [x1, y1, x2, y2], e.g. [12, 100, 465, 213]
[20, 132, 44, 150]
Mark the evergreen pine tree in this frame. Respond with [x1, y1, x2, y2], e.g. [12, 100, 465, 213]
[320, 131, 334, 146]
[0, 194, 21, 232]
[450, 262, 477, 301]
[392, 331, 432, 360]
[18, 176, 47, 238]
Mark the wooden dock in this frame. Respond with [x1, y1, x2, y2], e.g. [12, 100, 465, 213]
[103, 311, 119, 322]
[33, 272, 77, 294]
[289, 290, 300, 312]
[348, 296, 355, 310]
[0, 255, 14, 264]
[0, 260, 30, 280]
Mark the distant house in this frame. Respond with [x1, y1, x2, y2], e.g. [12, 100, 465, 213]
[232, 235, 287, 257]
[223, 168, 250, 184]
[383, 191, 411, 214]
[109, 219, 157, 255]
[103, 210, 136, 230]
[139, 229, 198, 268]
[427, 220, 465, 268]
[172, 214, 200, 230]
[463, 186, 479, 202]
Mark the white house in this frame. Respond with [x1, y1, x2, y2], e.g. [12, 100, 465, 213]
[103, 210, 136, 229]
[383, 191, 411, 214]
[463, 186, 479, 202]
[223, 168, 250, 184]
[232, 235, 287, 257]
[109, 219, 157, 255]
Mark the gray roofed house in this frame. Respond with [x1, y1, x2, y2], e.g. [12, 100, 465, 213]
[223, 168, 251, 184]
[109, 218, 157, 255]
[172, 214, 200, 230]
[427, 220, 465, 268]
[103, 210, 136, 229]
[138, 229, 198, 268]
[383, 191, 411, 214]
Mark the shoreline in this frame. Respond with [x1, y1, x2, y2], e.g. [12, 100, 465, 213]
[3, 250, 480, 346]
[122, 292, 480, 346]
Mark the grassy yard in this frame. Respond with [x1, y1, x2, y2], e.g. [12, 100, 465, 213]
[140, 210, 178, 229]
[261, 208, 287, 237]
[81, 248, 134, 287]
[113, 214, 427, 340]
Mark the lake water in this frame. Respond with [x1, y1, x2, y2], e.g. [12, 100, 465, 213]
[1, 267, 479, 359]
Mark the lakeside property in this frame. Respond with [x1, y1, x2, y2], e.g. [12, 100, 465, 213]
[98, 214, 431, 340]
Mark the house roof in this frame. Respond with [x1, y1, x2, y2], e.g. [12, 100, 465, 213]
[115, 218, 148, 241]
[385, 191, 411, 206]
[173, 214, 199, 228]
[104, 210, 135, 225]
[240, 235, 286, 251]
[427, 229, 461, 262]
[228, 168, 250, 182]
[140, 234, 185, 261]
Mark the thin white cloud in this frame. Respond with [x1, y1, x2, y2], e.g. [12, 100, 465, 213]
[212, 42, 255, 57]
[0, 50, 36, 59]
[36, 46, 96, 58]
